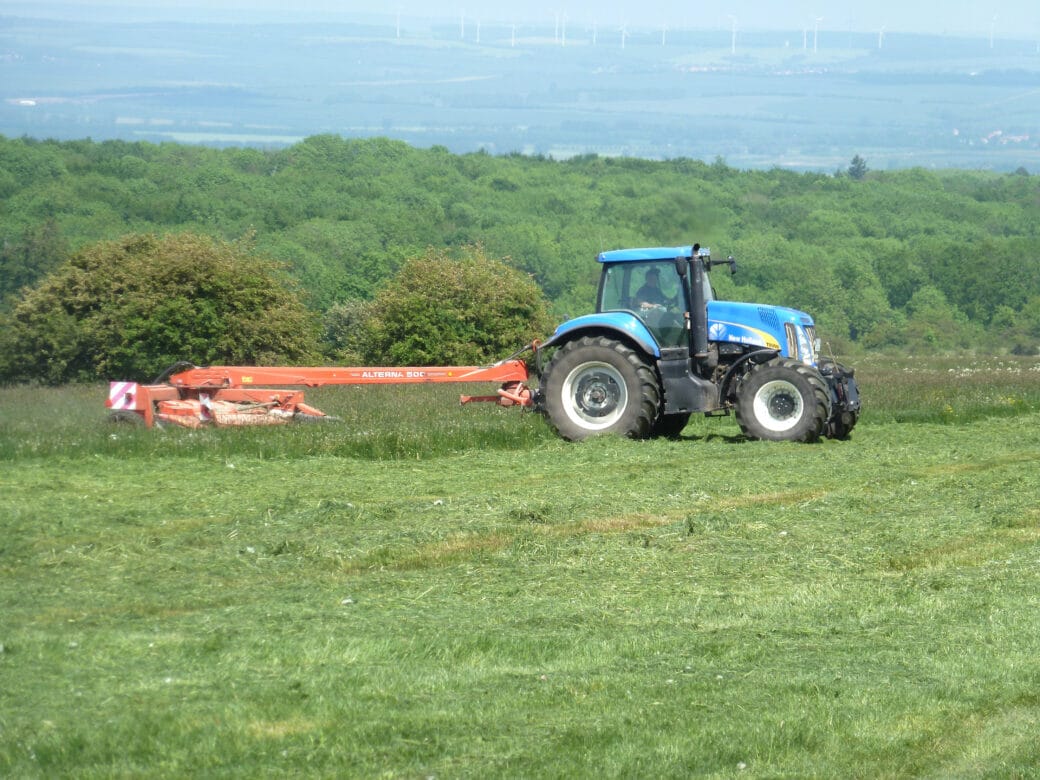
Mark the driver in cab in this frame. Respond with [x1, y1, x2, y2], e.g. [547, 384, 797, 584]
[635, 268, 669, 311]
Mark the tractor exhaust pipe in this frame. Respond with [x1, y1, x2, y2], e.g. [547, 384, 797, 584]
[690, 248, 709, 361]
[677, 244, 709, 365]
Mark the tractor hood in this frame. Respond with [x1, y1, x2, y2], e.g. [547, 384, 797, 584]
[540, 302, 817, 363]
[707, 301, 815, 358]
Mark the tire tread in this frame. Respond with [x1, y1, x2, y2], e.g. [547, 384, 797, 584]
[541, 336, 660, 441]
[734, 358, 830, 442]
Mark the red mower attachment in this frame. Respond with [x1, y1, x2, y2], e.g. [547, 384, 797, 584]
[106, 359, 534, 428]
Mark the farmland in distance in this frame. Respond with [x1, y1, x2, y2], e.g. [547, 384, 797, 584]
[3, 5, 1040, 171]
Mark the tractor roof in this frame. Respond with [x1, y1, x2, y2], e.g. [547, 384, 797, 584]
[596, 246, 695, 263]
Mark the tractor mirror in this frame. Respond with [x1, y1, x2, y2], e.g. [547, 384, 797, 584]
[674, 256, 687, 278]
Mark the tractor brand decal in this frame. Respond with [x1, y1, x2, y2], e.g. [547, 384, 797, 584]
[107, 381, 138, 410]
[359, 370, 430, 379]
[709, 320, 781, 350]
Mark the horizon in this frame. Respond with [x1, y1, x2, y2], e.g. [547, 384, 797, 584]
[3, 1, 1038, 172]
[6, 0, 1040, 40]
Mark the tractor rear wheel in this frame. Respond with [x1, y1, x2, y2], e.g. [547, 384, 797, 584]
[541, 336, 660, 441]
[734, 358, 830, 442]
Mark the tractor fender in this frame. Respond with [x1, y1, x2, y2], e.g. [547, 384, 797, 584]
[718, 348, 779, 402]
[539, 312, 661, 359]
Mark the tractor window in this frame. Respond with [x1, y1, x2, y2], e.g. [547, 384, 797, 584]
[636, 262, 686, 347]
[599, 264, 633, 312]
[600, 262, 688, 348]
[700, 265, 716, 302]
[632, 262, 682, 309]
[599, 261, 685, 312]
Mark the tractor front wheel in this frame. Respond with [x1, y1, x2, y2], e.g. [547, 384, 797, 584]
[734, 359, 830, 442]
[819, 357, 860, 439]
[541, 336, 660, 441]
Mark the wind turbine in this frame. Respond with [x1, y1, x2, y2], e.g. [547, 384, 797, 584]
[729, 15, 738, 55]
[813, 16, 823, 53]
[989, 15, 997, 49]
[877, 25, 885, 49]
[460, 9, 465, 40]
[561, 14, 567, 46]
[620, 22, 629, 49]
[661, 24, 667, 46]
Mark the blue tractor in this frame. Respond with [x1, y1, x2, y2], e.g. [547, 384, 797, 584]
[534, 244, 860, 442]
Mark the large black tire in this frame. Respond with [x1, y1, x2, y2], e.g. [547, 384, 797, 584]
[818, 358, 859, 439]
[826, 409, 858, 440]
[541, 336, 660, 441]
[734, 358, 830, 442]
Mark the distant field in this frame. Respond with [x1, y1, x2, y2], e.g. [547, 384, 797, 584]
[2, 10, 1039, 170]
[2, 355, 1039, 775]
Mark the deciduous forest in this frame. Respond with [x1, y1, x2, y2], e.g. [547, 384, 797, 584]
[2, 133, 1039, 379]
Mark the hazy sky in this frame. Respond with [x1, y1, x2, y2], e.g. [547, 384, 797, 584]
[375, 1, 1037, 37]
[36, 1, 1040, 38]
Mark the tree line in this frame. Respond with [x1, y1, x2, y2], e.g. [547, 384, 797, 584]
[1, 134, 1038, 380]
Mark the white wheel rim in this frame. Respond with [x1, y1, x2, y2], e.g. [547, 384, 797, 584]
[752, 379, 804, 433]
[561, 361, 628, 431]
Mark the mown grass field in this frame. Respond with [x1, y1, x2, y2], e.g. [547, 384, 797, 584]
[2, 355, 1040, 777]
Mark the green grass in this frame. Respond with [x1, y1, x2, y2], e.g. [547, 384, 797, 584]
[2, 356, 1040, 777]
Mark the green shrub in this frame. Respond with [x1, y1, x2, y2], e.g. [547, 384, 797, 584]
[363, 245, 554, 365]
[0, 232, 321, 383]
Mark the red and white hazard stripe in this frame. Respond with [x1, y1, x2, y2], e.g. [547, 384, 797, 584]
[107, 381, 139, 410]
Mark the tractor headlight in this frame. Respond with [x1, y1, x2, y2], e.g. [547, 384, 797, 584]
[785, 323, 816, 364]
[785, 323, 798, 359]
[797, 327, 813, 365]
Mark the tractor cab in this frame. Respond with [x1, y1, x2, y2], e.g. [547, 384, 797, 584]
[597, 247, 715, 350]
